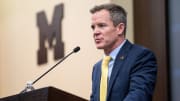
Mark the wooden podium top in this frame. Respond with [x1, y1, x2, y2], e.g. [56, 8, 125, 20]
[0, 86, 88, 101]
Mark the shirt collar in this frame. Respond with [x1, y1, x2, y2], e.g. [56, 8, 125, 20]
[108, 39, 127, 60]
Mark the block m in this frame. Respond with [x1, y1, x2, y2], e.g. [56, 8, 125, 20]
[37, 4, 64, 65]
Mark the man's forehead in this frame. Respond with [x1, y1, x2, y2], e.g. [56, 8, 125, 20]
[92, 9, 109, 16]
[91, 9, 111, 20]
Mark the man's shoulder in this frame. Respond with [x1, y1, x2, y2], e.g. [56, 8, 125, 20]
[94, 59, 102, 67]
[132, 44, 155, 54]
[124, 40, 153, 53]
[128, 43, 157, 61]
[123, 40, 156, 58]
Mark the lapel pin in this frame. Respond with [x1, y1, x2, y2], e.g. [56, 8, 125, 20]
[120, 56, 124, 60]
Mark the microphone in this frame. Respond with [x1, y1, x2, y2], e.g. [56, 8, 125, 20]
[20, 46, 80, 93]
[73, 46, 80, 53]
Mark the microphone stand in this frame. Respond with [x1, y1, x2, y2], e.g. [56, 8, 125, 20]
[20, 46, 80, 94]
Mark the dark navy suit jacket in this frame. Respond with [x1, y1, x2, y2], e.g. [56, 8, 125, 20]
[90, 40, 157, 101]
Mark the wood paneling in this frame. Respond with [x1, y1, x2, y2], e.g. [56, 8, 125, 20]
[133, 0, 169, 101]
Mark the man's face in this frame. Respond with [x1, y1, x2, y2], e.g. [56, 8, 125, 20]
[91, 10, 124, 52]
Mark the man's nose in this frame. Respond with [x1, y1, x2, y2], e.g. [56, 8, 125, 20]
[93, 27, 100, 36]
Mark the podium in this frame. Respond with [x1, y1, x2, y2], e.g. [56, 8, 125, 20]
[0, 87, 88, 101]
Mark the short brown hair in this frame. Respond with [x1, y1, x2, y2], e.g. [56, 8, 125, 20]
[90, 3, 127, 35]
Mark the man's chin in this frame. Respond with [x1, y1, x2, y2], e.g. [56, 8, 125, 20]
[96, 46, 104, 49]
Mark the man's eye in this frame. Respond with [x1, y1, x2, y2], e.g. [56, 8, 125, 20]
[91, 25, 95, 30]
[98, 24, 106, 28]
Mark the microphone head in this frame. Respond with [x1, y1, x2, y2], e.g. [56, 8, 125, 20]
[73, 46, 80, 53]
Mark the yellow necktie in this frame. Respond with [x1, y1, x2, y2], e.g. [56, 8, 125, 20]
[100, 56, 111, 101]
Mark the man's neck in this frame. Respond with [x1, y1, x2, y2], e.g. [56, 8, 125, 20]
[104, 39, 126, 55]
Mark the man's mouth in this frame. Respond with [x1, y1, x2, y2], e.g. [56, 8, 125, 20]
[95, 38, 101, 43]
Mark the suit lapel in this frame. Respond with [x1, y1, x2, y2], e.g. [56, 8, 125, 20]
[107, 40, 132, 99]
[95, 61, 102, 100]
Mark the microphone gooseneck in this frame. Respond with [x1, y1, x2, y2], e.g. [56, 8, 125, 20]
[32, 46, 80, 85]
[20, 46, 80, 94]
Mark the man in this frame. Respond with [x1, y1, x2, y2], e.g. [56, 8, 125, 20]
[90, 3, 157, 101]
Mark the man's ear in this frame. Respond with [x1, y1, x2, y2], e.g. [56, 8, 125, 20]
[116, 23, 125, 36]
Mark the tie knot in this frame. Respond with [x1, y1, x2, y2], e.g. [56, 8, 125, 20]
[104, 56, 111, 61]
[102, 56, 111, 65]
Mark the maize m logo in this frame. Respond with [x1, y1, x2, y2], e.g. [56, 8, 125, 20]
[37, 3, 64, 65]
